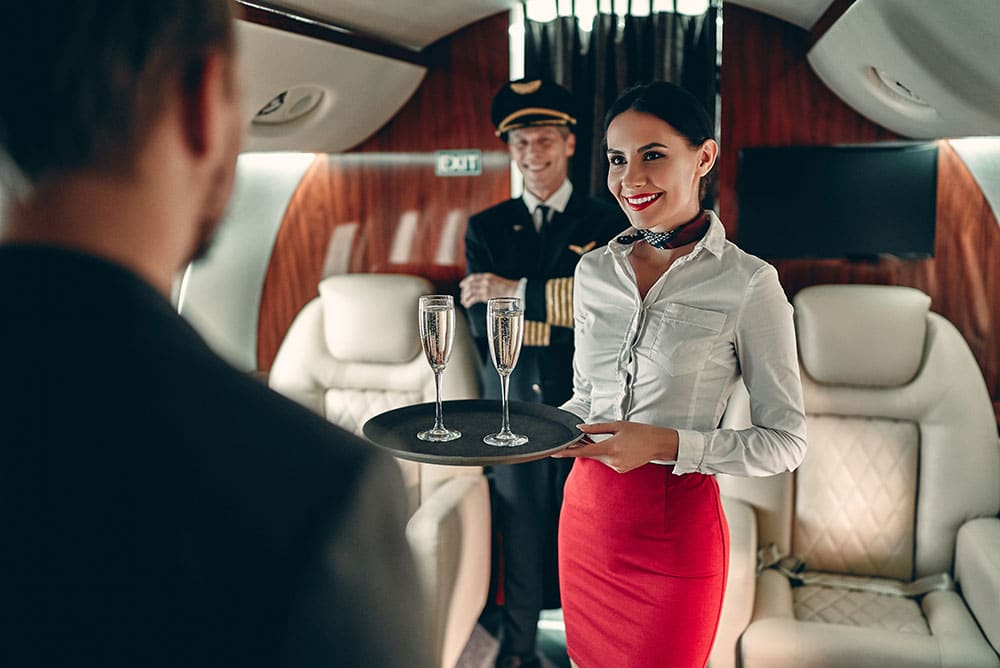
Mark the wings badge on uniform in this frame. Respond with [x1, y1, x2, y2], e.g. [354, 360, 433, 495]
[568, 241, 596, 255]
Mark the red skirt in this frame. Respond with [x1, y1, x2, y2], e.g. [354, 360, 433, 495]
[558, 459, 729, 668]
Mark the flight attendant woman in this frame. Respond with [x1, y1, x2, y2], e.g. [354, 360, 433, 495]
[553, 82, 808, 667]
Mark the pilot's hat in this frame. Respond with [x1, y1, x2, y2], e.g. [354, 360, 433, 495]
[491, 78, 578, 141]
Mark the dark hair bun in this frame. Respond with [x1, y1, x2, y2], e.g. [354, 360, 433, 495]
[604, 81, 714, 146]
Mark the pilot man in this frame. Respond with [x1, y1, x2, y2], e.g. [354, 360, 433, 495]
[460, 78, 625, 668]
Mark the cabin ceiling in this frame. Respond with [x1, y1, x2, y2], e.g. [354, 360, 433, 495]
[237, 19, 427, 154]
[807, 0, 1000, 139]
[258, 0, 520, 49]
[236, 0, 519, 154]
[236, 0, 1000, 155]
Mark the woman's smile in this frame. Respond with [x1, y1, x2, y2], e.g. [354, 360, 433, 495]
[623, 192, 663, 211]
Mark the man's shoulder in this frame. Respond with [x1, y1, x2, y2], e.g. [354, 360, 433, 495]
[211, 365, 373, 460]
[469, 198, 525, 223]
[569, 192, 623, 219]
[134, 333, 381, 486]
[188, 364, 406, 514]
[565, 193, 628, 242]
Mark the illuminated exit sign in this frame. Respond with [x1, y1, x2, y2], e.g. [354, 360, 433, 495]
[435, 150, 483, 176]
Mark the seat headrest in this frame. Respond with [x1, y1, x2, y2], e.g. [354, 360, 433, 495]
[794, 284, 931, 387]
[318, 274, 434, 364]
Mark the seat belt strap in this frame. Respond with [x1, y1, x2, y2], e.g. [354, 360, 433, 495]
[756, 542, 805, 577]
[756, 543, 954, 598]
[794, 570, 954, 597]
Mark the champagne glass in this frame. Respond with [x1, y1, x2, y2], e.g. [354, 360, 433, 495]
[417, 295, 461, 442]
[484, 297, 528, 446]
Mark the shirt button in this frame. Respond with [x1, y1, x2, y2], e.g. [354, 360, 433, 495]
[531, 383, 542, 395]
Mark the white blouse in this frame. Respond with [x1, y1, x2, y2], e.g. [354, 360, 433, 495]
[561, 212, 807, 477]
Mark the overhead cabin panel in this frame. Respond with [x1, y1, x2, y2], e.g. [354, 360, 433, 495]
[807, 0, 1000, 138]
[236, 20, 426, 153]
[724, 0, 834, 30]
[263, 0, 518, 49]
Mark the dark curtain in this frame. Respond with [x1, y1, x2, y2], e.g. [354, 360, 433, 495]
[524, 3, 720, 203]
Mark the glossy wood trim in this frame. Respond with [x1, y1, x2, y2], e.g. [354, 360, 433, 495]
[720, 3, 1000, 420]
[256, 13, 511, 371]
[234, 0, 428, 67]
[255, 154, 330, 370]
[719, 4, 897, 236]
[810, 0, 855, 43]
[768, 141, 1000, 422]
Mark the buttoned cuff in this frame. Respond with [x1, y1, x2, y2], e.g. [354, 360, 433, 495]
[673, 429, 706, 475]
[516, 278, 527, 303]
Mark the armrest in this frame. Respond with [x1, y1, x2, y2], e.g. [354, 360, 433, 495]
[708, 495, 758, 668]
[955, 517, 1000, 654]
[406, 474, 491, 668]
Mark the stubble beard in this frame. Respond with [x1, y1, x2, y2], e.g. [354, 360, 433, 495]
[189, 122, 240, 263]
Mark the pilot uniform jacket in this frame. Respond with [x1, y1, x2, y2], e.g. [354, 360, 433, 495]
[0, 246, 431, 668]
[463, 189, 624, 654]
[465, 190, 624, 406]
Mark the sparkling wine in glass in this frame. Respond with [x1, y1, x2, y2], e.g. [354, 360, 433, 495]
[417, 295, 461, 442]
[484, 297, 528, 446]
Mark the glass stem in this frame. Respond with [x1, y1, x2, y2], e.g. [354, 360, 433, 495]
[499, 372, 511, 435]
[433, 370, 445, 431]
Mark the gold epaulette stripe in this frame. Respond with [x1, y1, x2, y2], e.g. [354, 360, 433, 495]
[523, 320, 551, 347]
[545, 277, 574, 329]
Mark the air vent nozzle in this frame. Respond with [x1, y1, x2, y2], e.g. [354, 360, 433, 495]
[872, 68, 929, 107]
[253, 85, 324, 125]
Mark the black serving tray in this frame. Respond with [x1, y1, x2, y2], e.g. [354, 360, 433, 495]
[362, 399, 584, 465]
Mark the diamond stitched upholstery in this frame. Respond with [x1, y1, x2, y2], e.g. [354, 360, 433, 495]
[794, 584, 930, 634]
[715, 286, 1000, 668]
[269, 274, 490, 668]
[325, 388, 424, 436]
[794, 415, 919, 580]
[324, 388, 425, 513]
[796, 312, 999, 578]
[267, 273, 483, 512]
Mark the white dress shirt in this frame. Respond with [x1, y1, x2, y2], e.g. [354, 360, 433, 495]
[561, 212, 808, 477]
[521, 178, 573, 231]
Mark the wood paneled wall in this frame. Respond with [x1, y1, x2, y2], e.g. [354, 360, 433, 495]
[718, 5, 899, 234]
[720, 4, 1000, 419]
[257, 12, 511, 371]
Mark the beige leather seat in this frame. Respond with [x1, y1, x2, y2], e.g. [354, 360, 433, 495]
[714, 284, 1000, 667]
[268, 274, 491, 668]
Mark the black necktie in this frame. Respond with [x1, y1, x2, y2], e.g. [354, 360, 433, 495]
[535, 204, 551, 231]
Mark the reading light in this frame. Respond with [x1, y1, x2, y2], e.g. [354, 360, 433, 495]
[252, 85, 324, 125]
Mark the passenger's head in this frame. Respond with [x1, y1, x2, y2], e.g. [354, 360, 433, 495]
[0, 1, 236, 186]
[604, 82, 718, 230]
[491, 79, 578, 201]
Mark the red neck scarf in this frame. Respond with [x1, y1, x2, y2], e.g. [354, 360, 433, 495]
[617, 211, 711, 250]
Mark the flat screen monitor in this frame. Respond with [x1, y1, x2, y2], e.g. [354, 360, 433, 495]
[736, 143, 938, 260]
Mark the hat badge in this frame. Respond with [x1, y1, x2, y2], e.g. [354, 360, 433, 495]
[511, 80, 543, 95]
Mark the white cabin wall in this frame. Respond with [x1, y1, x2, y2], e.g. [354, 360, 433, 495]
[178, 152, 314, 372]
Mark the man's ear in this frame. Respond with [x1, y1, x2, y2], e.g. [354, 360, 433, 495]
[179, 51, 233, 161]
[565, 131, 577, 158]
